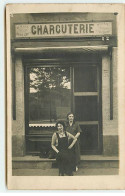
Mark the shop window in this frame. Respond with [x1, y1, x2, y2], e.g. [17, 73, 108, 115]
[29, 67, 71, 124]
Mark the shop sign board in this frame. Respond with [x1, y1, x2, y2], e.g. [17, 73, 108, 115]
[15, 22, 112, 38]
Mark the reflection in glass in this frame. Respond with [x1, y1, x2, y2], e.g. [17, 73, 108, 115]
[29, 67, 71, 124]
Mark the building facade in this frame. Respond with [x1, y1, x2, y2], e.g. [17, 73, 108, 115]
[10, 12, 118, 158]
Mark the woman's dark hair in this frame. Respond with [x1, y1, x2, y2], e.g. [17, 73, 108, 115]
[67, 112, 74, 120]
[56, 121, 66, 130]
[66, 112, 75, 122]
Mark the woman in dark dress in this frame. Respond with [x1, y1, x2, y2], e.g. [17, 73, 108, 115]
[51, 121, 77, 176]
[65, 112, 82, 171]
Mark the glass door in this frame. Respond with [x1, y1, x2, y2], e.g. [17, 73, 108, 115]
[73, 64, 102, 154]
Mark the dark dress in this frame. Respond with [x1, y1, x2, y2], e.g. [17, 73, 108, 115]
[56, 132, 75, 176]
[65, 122, 82, 166]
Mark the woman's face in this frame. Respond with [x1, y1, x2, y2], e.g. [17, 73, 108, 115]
[57, 123, 64, 132]
[68, 114, 74, 121]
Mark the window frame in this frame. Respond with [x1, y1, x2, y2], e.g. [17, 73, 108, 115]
[24, 63, 73, 133]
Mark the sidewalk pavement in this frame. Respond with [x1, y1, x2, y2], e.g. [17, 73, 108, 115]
[12, 167, 118, 176]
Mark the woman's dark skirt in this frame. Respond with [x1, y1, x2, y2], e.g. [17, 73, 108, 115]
[56, 149, 76, 176]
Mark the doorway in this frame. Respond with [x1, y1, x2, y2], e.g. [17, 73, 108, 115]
[24, 54, 102, 155]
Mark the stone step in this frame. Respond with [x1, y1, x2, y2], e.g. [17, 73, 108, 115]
[12, 155, 119, 169]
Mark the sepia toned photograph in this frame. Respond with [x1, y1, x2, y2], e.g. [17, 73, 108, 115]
[6, 3, 125, 190]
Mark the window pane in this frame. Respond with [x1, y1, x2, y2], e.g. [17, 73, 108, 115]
[80, 125, 99, 152]
[74, 66, 97, 92]
[29, 67, 71, 123]
[75, 96, 98, 121]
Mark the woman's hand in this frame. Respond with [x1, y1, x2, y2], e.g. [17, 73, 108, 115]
[51, 144, 59, 154]
[68, 145, 72, 149]
[67, 132, 77, 149]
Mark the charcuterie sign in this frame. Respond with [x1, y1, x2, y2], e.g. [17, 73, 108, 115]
[15, 22, 112, 38]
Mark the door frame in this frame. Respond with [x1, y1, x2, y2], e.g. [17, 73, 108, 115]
[23, 53, 103, 155]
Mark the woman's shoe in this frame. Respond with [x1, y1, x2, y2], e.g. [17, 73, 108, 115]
[59, 171, 64, 176]
[69, 172, 73, 176]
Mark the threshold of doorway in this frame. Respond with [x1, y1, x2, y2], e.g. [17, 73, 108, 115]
[12, 155, 119, 169]
[12, 155, 119, 162]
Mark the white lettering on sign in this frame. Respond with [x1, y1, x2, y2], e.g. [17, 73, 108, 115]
[15, 22, 112, 38]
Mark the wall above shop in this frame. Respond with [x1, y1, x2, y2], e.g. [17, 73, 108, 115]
[11, 13, 117, 47]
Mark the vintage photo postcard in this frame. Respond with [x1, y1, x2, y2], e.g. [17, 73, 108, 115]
[6, 3, 125, 190]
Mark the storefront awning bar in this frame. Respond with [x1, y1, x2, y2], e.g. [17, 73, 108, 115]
[29, 123, 56, 128]
[29, 121, 99, 127]
[14, 45, 109, 54]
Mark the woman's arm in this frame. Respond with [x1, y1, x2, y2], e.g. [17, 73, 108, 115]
[51, 133, 59, 153]
[75, 132, 80, 139]
[74, 123, 82, 138]
[67, 132, 77, 149]
[52, 145, 59, 154]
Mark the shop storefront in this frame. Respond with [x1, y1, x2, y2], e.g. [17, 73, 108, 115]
[11, 13, 118, 157]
